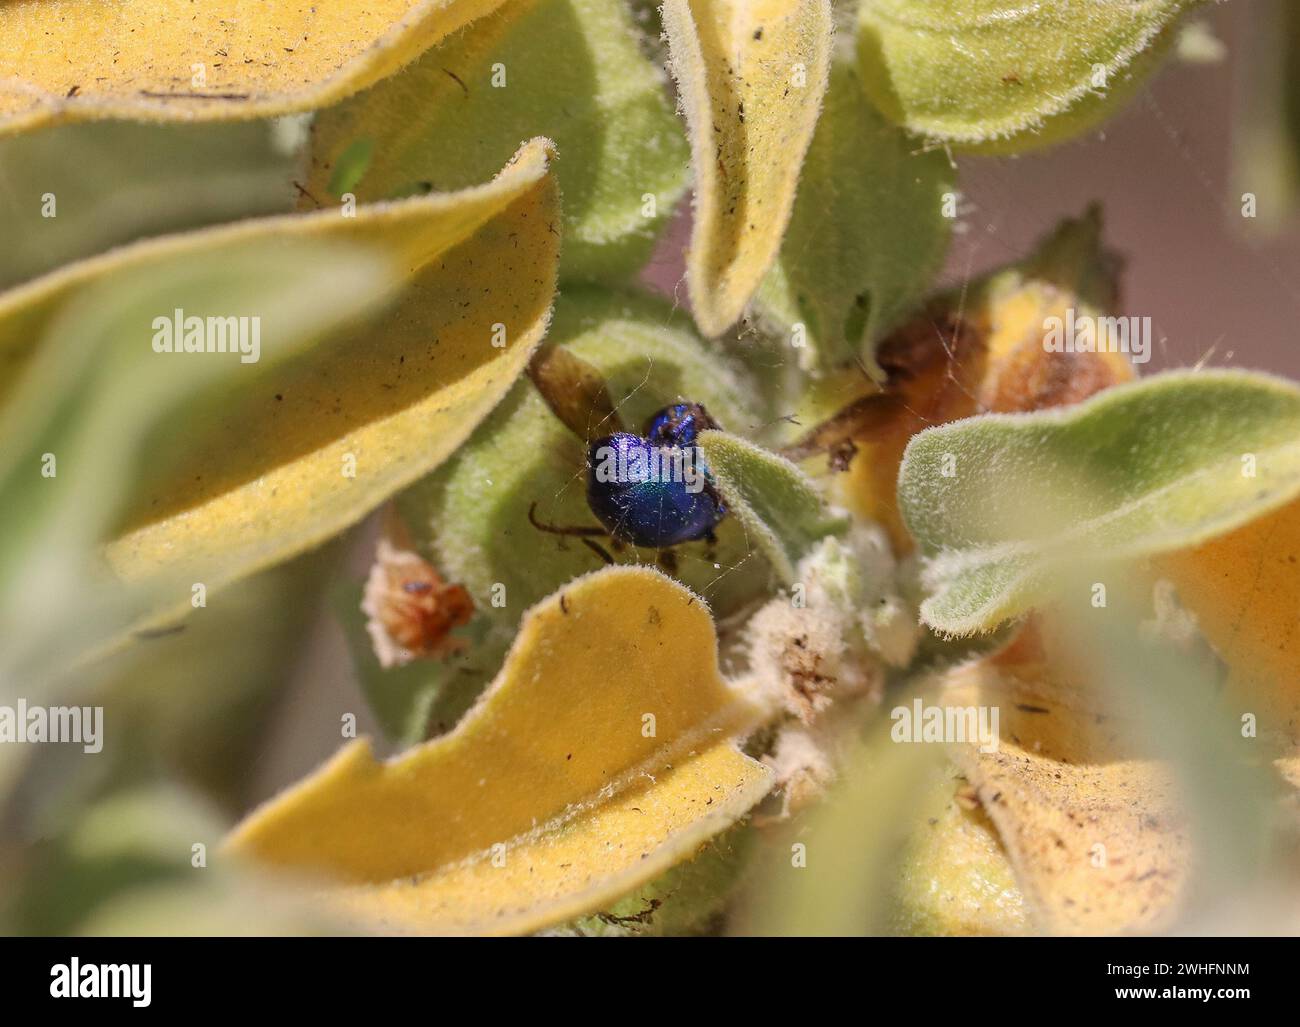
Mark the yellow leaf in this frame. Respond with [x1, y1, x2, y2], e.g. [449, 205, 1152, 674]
[662, 0, 832, 336]
[227, 566, 773, 935]
[1156, 497, 1300, 762]
[0, 138, 558, 609]
[0, 0, 508, 136]
[891, 763, 1028, 936]
[941, 645, 1191, 935]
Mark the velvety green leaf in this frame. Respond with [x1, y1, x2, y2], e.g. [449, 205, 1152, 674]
[857, 0, 1201, 151]
[898, 370, 1300, 635]
[401, 287, 774, 666]
[755, 56, 953, 374]
[697, 429, 848, 586]
[307, 0, 689, 282]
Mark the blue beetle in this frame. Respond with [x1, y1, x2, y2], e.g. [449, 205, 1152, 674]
[644, 401, 720, 448]
[586, 429, 726, 548]
[528, 403, 727, 563]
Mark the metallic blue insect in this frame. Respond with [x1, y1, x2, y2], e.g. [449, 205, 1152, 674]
[585, 430, 726, 548]
[528, 403, 727, 564]
[644, 401, 719, 448]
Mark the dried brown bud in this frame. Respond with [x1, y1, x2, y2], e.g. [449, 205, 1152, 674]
[362, 539, 474, 668]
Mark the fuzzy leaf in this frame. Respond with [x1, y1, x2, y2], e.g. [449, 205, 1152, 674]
[1, 138, 559, 645]
[307, 0, 688, 282]
[697, 429, 847, 586]
[227, 567, 772, 935]
[663, 0, 833, 335]
[111, 142, 558, 591]
[899, 370, 1300, 635]
[404, 286, 773, 648]
[890, 763, 1027, 936]
[857, 0, 1200, 151]
[0, 0, 509, 136]
[1157, 498, 1300, 760]
[755, 56, 953, 373]
[940, 649, 1191, 935]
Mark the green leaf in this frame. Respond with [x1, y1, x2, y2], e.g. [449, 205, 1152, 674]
[401, 287, 774, 649]
[755, 56, 954, 374]
[697, 430, 848, 586]
[857, 0, 1201, 151]
[898, 370, 1300, 635]
[307, 0, 689, 282]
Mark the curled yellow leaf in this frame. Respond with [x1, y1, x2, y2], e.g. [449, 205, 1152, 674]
[892, 763, 1028, 936]
[941, 648, 1190, 935]
[0, 138, 558, 609]
[0, 0, 508, 135]
[107, 138, 557, 595]
[227, 567, 773, 935]
[663, 0, 833, 336]
[1156, 497, 1300, 768]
